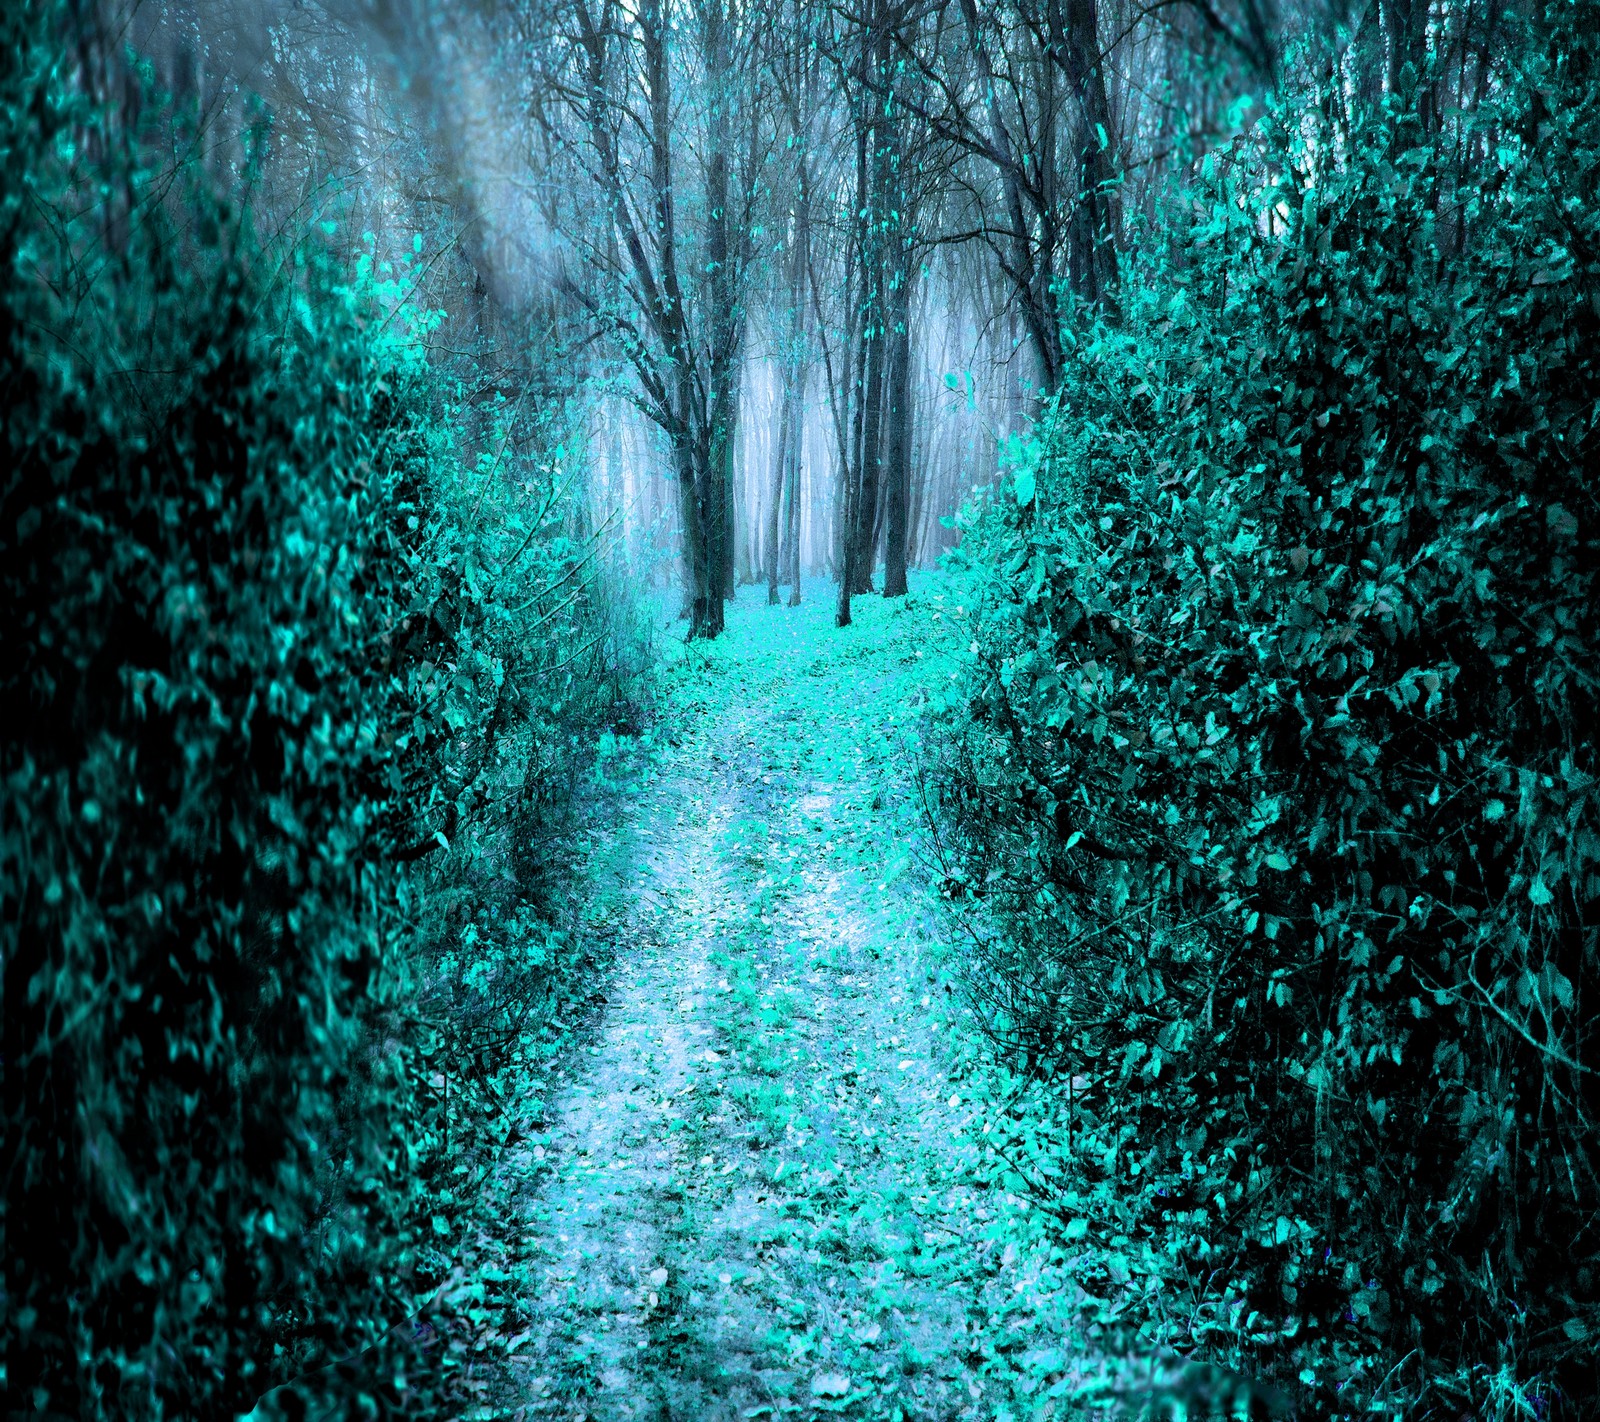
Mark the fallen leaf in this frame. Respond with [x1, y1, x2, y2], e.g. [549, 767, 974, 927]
[811, 1371, 851, 1398]
[502, 1328, 534, 1354]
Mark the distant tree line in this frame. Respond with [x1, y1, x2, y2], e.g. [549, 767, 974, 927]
[80, 0, 1386, 636]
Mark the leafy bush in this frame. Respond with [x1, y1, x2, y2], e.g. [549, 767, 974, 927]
[1, 16, 644, 1417]
[934, 7, 1600, 1413]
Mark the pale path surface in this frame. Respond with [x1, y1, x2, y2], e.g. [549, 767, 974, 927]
[495, 587, 1068, 1422]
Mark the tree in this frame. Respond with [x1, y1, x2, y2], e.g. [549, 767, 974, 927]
[891, 0, 1121, 394]
[833, 0, 935, 619]
[540, 0, 772, 638]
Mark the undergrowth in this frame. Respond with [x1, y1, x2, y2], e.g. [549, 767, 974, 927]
[1, 14, 653, 1417]
[930, 6, 1600, 1415]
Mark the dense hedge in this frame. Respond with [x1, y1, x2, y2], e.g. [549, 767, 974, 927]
[1, 16, 638, 1417]
[935, 6, 1599, 1414]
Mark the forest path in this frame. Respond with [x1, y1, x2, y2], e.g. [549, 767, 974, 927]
[502, 583, 1043, 1422]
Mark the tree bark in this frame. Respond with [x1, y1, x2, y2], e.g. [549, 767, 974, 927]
[785, 379, 803, 605]
[852, 297, 885, 594]
[837, 26, 876, 629]
[1052, 0, 1120, 309]
[766, 368, 793, 604]
[704, 0, 739, 618]
[848, 0, 892, 597]
[881, 262, 912, 598]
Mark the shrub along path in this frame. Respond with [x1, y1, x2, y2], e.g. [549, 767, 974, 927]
[494, 583, 1106, 1421]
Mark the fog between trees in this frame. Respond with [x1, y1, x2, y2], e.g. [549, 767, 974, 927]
[110, 0, 1332, 630]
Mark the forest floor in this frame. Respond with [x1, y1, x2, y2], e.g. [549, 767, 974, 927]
[486, 579, 1131, 1422]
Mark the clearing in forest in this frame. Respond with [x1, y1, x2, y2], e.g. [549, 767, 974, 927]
[495, 582, 1083, 1421]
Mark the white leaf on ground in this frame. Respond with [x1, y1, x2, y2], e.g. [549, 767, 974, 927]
[810, 1371, 852, 1398]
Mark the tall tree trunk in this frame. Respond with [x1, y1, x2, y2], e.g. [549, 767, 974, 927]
[718, 376, 741, 599]
[1053, 0, 1119, 309]
[770, 97, 811, 605]
[785, 378, 803, 605]
[837, 32, 876, 629]
[766, 370, 793, 604]
[677, 432, 721, 638]
[852, 299, 885, 594]
[881, 264, 912, 598]
[843, 112, 870, 583]
[957, 0, 1064, 391]
[704, 0, 739, 617]
[848, 0, 892, 599]
[735, 403, 754, 589]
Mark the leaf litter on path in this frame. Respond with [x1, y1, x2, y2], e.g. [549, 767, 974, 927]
[478, 584, 1095, 1421]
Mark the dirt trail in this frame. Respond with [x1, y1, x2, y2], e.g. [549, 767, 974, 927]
[500, 590, 1026, 1422]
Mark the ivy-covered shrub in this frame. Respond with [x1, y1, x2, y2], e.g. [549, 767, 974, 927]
[1, 15, 642, 1417]
[935, 8, 1599, 1414]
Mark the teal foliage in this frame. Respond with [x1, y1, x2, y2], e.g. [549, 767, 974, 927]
[1, 15, 640, 1417]
[935, 7, 1600, 1412]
